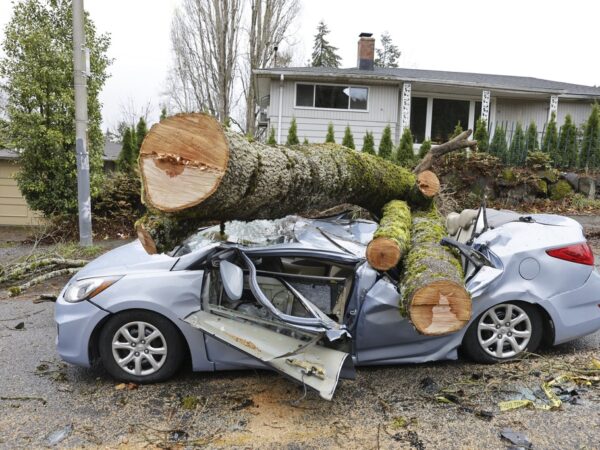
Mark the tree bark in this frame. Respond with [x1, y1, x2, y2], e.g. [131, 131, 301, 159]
[138, 113, 440, 254]
[366, 200, 411, 271]
[400, 207, 471, 336]
[413, 129, 478, 174]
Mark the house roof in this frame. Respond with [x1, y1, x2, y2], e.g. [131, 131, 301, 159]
[254, 66, 600, 98]
[0, 141, 122, 161]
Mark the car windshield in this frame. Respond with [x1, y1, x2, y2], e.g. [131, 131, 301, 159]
[173, 216, 309, 255]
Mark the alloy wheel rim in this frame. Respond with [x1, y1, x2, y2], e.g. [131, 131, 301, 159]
[111, 321, 167, 376]
[477, 304, 532, 359]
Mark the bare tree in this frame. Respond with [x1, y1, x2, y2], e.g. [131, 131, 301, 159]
[244, 0, 299, 135]
[169, 0, 243, 122]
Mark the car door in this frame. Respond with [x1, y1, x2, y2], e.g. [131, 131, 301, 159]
[184, 246, 359, 400]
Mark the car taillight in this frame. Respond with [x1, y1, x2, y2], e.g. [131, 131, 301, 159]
[546, 243, 595, 266]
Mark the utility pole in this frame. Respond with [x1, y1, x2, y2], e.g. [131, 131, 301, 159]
[72, 0, 92, 246]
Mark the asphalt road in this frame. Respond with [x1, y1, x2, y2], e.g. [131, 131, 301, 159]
[0, 297, 599, 449]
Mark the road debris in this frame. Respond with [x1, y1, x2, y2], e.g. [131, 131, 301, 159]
[500, 428, 532, 449]
[115, 382, 138, 391]
[46, 424, 73, 446]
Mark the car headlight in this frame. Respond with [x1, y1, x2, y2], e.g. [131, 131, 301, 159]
[63, 276, 122, 303]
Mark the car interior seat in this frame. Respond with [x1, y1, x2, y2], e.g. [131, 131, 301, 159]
[445, 209, 478, 244]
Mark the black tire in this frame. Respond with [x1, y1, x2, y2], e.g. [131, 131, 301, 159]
[462, 302, 543, 364]
[98, 310, 185, 383]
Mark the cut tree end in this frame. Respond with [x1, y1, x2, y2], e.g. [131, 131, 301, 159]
[366, 237, 402, 271]
[136, 225, 157, 255]
[139, 113, 230, 212]
[409, 280, 471, 336]
[416, 170, 440, 198]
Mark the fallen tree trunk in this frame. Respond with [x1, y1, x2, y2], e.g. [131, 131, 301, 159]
[413, 129, 478, 174]
[366, 200, 411, 271]
[137, 113, 440, 254]
[400, 207, 471, 335]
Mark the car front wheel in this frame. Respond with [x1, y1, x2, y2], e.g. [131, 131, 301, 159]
[462, 302, 543, 363]
[98, 310, 185, 383]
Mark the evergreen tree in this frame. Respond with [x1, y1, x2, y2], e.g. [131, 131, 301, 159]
[117, 128, 135, 172]
[418, 140, 432, 159]
[525, 121, 539, 152]
[508, 122, 526, 166]
[542, 112, 559, 166]
[395, 128, 414, 166]
[489, 125, 508, 163]
[2, 0, 110, 215]
[473, 118, 489, 152]
[267, 127, 277, 146]
[374, 31, 400, 68]
[580, 103, 600, 169]
[378, 125, 393, 160]
[362, 131, 375, 154]
[286, 117, 299, 146]
[450, 121, 463, 139]
[558, 114, 578, 168]
[160, 107, 167, 121]
[325, 122, 335, 143]
[342, 125, 355, 149]
[311, 21, 341, 68]
[135, 117, 148, 158]
[303, 137, 309, 145]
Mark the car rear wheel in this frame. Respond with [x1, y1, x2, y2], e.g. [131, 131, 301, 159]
[99, 310, 184, 383]
[462, 302, 543, 363]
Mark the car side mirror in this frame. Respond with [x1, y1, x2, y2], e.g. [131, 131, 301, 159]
[219, 260, 244, 301]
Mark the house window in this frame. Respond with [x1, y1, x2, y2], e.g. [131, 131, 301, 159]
[295, 83, 368, 110]
[431, 99, 470, 143]
[410, 97, 427, 143]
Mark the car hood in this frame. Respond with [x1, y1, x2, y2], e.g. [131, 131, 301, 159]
[75, 240, 177, 279]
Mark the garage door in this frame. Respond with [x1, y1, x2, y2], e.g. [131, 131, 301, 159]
[0, 160, 40, 226]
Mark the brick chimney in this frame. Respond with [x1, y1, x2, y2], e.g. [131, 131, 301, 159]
[357, 32, 375, 70]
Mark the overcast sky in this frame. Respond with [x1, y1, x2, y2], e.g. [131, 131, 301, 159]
[1, 0, 599, 130]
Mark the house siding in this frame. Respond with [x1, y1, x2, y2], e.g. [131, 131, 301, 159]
[0, 160, 40, 226]
[494, 99, 592, 132]
[269, 80, 399, 147]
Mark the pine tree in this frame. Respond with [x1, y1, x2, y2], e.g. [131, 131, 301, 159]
[362, 131, 375, 154]
[374, 31, 400, 68]
[525, 121, 539, 152]
[135, 117, 148, 158]
[311, 21, 341, 68]
[267, 127, 277, 146]
[325, 122, 335, 143]
[395, 128, 414, 166]
[378, 125, 393, 160]
[508, 122, 526, 166]
[473, 118, 489, 152]
[418, 140, 432, 159]
[489, 125, 508, 163]
[160, 107, 167, 121]
[580, 103, 600, 169]
[342, 125, 355, 149]
[286, 117, 299, 146]
[117, 127, 135, 172]
[450, 121, 463, 139]
[542, 112, 559, 166]
[558, 114, 578, 168]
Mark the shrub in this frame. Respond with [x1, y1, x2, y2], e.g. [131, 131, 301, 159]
[542, 112, 559, 165]
[489, 125, 508, 163]
[580, 103, 600, 169]
[303, 137, 309, 145]
[267, 127, 276, 146]
[473, 118, 489, 152]
[362, 131, 375, 154]
[418, 140, 432, 158]
[450, 121, 463, 139]
[525, 121, 539, 152]
[117, 128, 136, 172]
[325, 122, 335, 143]
[508, 122, 526, 166]
[378, 125, 393, 160]
[395, 127, 414, 166]
[286, 117, 299, 146]
[550, 179, 573, 201]
[525, 150, 552, 170]
[558, 114, 578, 168]
[342, 125, 355, 149]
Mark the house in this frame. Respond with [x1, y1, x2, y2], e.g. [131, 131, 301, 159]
[254, 33, 600, 148]
[0, 141, 122, 226]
